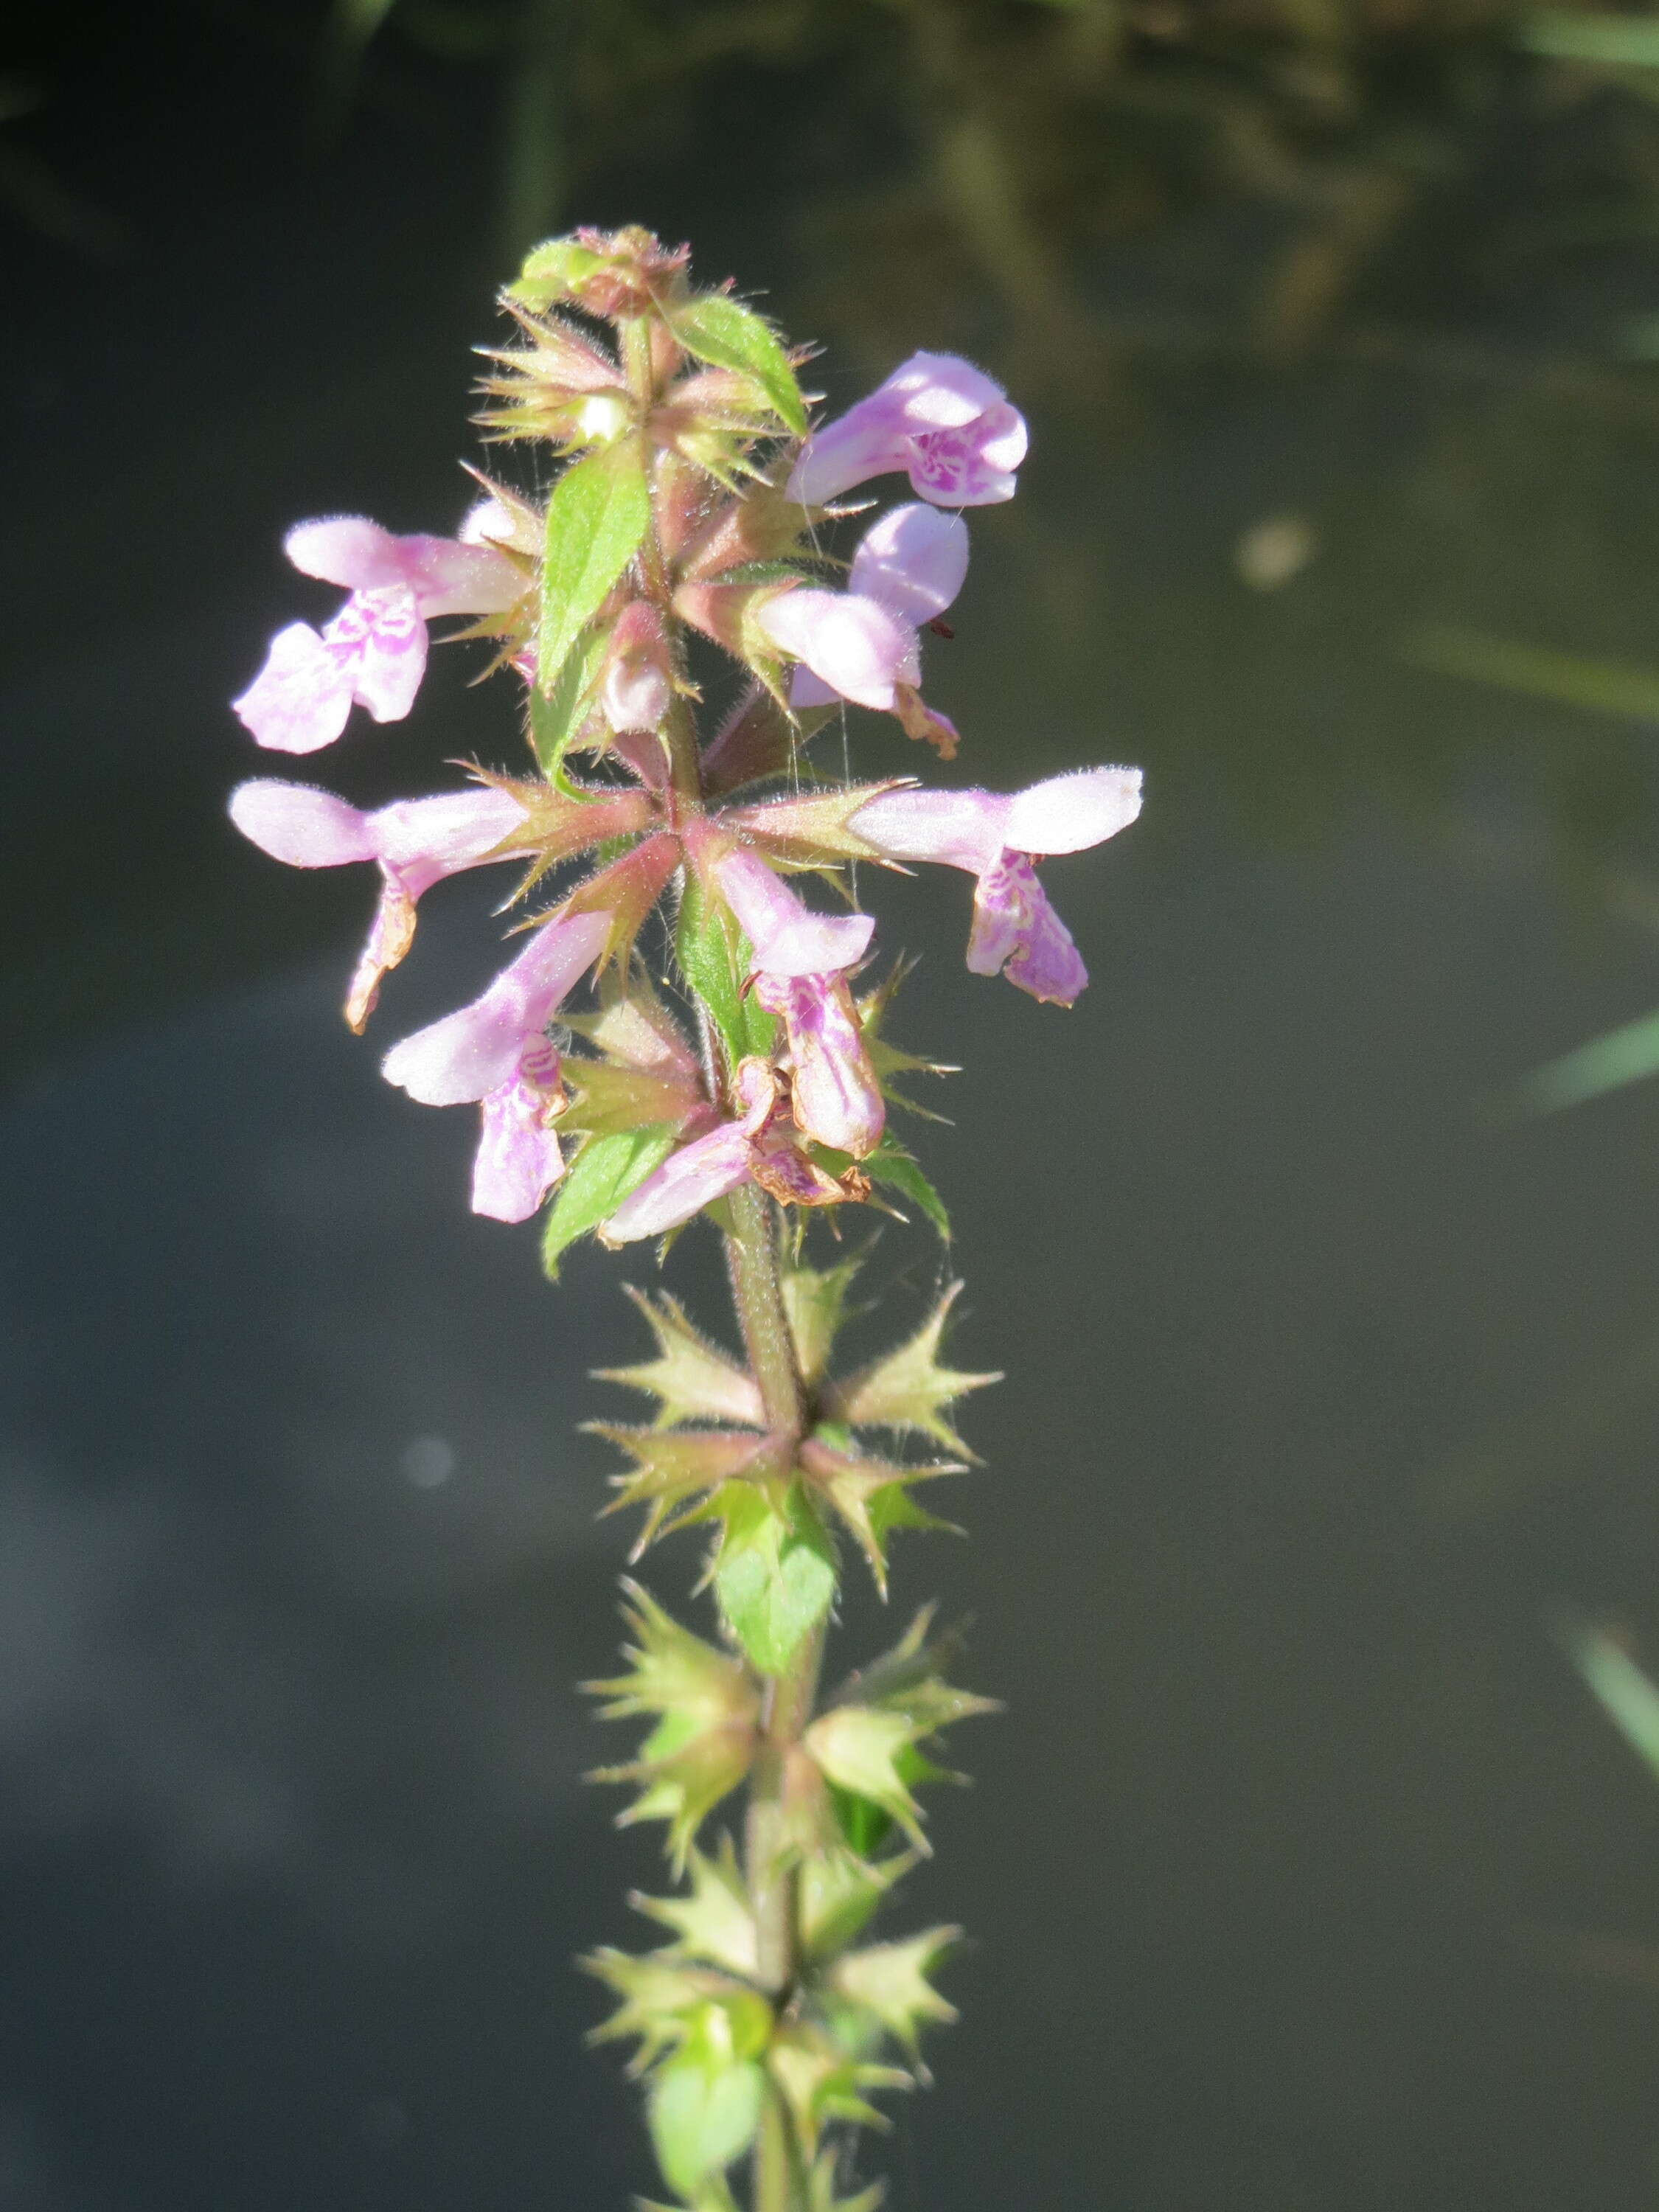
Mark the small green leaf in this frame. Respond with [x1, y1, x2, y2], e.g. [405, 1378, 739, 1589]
[648, 2051, 765, 2199]
[866, 1138, 950, 1240]
[526, 618, 613, 785]
[669, 293, 807, 437]
[714, 1485, 838, 1676]
[508, 235, 608, 309]
[542, 1127, 675, 1279]
[675, 872, 776, 1068]
[539, 439, 650, 694]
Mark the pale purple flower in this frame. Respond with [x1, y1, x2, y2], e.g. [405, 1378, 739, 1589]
[716, 849, 874, 978]
[715, 851, 883, 1155]
[229, 778, 536, 1031]
[849, 766, 1144, 1006]
[759, 504, 968, 714]
[752, 970, 884, 1158]
[232, 516, 523, 754]
[380, 909, 611, 1223]
[786, 352, 1029, 509]
[601, 1060, 862, 1242]
[601, 1060, 779, 1243]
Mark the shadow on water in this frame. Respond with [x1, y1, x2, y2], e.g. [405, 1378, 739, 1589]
[13, 5, 1659, 2207]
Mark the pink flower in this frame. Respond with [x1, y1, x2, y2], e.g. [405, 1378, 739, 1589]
[601, 1060, 863, 1243]
[229, 779, 538, 1032]
[752, 970, 884, 1157]
[786, 352, 1029, 509]
[232, 516, 524, 754]
[759, 504, 967, 715]
[849, 766, 1144, 1006]
[380, 909, 611, 1223]
[716, 850, 884, 1155]
[716, 849, 874, 978]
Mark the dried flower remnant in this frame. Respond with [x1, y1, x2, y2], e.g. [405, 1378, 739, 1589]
[227, 225, 1141, 2212]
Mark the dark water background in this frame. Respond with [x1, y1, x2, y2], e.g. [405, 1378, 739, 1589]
[13, 6, 1659, 2206]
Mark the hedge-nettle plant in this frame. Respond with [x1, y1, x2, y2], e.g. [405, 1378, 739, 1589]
[231, 226, 1142, 2212]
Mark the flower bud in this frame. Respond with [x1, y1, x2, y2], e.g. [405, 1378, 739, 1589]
[601, 602, 673, 734]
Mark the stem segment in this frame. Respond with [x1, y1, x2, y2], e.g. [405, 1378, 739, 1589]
[723, 1180, 816, 2212]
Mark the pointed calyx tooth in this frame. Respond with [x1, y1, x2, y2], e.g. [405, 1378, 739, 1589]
[766, 2022, 912, 2159]
[781, 1252, 866, 1387]
[597, 1287, 765, 1430]
[584, 1582, 760, 1872]
[821, 1283, 1000, 1458]
[802, 1609, 998, 1854]
[586, 1423, 779, 1553]
[796, 1435, 963, 1599]
[726, 780, 918, 866]
[628, 1837, 758, 1979]
[581, 1944, 771, 2074]
[827, 1928, 961, 2065]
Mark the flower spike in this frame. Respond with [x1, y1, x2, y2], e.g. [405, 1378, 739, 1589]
[226, 233, 1146, 2211]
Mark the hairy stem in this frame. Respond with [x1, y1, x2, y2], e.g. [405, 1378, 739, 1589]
[724, 1181, 816, 2212]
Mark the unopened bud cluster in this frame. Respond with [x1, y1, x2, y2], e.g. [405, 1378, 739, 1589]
[228, 224, 1143, 2211]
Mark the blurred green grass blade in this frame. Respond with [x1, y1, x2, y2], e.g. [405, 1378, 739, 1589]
[1402, 623, 1659, 723]
[1555, 1613, 1659, 1779]
[1520, 10, 1659, 67]
[313, 0, 400, 141]
[1511, 1008, 1659, 1116]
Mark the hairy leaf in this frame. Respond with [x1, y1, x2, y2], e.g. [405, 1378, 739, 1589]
[714, 1484, 838, 1676]
[542, 1127, 676, 1279]
[538, 437, 650, 693]
[669, 293, 808, 437]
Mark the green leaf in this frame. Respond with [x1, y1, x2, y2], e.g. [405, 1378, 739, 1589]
[538, 439, 650, 695]
[866, 1138, 950, 1240]
[508, 235, 608, 309]
[542, 1127, 675, 1279]
[714, 1484, 838, 1676]
[647, 2052, 765, 2200]
[675, 872, 776, 1068]
[826, 1783, 895, 1860]
[669, 294, 807, 437]
[526, 618, 613, 785]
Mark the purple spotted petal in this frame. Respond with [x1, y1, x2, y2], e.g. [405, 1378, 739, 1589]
[470, 1069, 568, 1223]
[327, 586, 428, 723]
[787, 352, 1028, 508]
[232, 621, 356, 754]
[754, 971, 884, 1158]
[967, 852, 1087, 1006]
